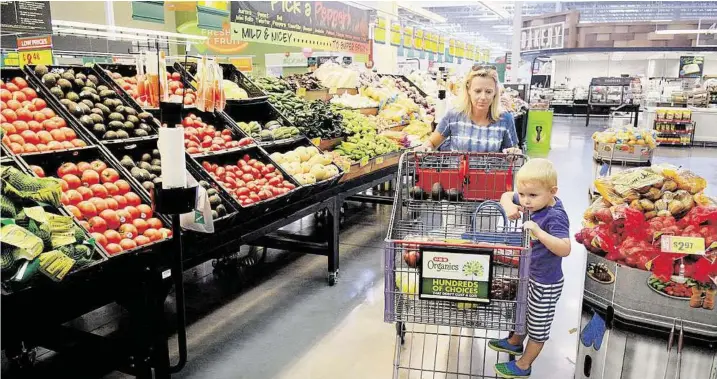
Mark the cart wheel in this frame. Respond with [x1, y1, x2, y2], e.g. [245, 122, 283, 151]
[396, 322, 406, 345]
[328, 271, 338, 286]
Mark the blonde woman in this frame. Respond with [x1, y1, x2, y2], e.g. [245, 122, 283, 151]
[420, 66, 521, 154]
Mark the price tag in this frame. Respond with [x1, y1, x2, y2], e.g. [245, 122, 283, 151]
[359, 156, 369, 167]
[329, 87, 338, 94]
[311, 137, 321, 146]
[162, 269, 172, 279]
[297, 87, 307, 97]
[661, 235, 705, 255]
[375, 156, 384, 165]
[19, 49, 52, 68]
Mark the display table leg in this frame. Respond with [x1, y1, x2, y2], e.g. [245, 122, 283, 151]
[327, 197, 340, 286]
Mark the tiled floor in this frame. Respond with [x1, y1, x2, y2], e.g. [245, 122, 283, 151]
[4, 117, 716, 379]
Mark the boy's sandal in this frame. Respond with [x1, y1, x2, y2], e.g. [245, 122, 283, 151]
[495, 361, 532, 378]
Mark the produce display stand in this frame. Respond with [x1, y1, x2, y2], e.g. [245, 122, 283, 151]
[176, 61, 268, 105]
[302, 88, 330, 102]
[378, 73, 429, 98]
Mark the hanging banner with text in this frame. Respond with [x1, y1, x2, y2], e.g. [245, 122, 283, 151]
[419, 247, 493, 303]
[374, 17, 386, 44]
[390, 22, 401, 46]
[520, 21, 565, 53]
[679, 56, 704, 78]
[1, 1, 52, 34]
[230, 1, 369, 54]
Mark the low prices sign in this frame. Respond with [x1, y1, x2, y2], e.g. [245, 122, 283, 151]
[521, 22, 564, 52]
[16, 35, 53, 67]
[419, 247, 493, 303]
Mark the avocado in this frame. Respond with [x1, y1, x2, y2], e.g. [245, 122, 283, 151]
[108, 112, 124, 122]
[139, 169, 151, 181]
[91, 94, 101, 103]
[138, 123, 152, 133]
[60, 98, 72, 107]
[122, 121, 135, 131]
[142, 182, 154, 191]
[138, 112, 153, 122]
[198, 180, 210, 189]
[66, 102, 79, 116]
[133, 129, 149, 137]
[215, 204, 227, 216]
[81, 99, 94, 109]
[87, 74, 99, 85]
[115, 130, 129, 139]
[208, 195, 221, 206]
[97, 85, 109, 92]
[103, 99, 115, 109]
[103, 130, 118, 140]
[124, 107, 137, 117]
[446, 188, 463, 202]
[84, 81, 97, 90]
[431, 183, 444, 201]
[149, 174, 157, 180]
[89, 113, 103, 124]
[151, 158, 161, 166]
[207, 188, 218, 196]
[77, 102, 90, 115]
[42, 73, 56, 87]
[75, 73, 87, 82]
[138, 161, 151, 171]
[211, 210, 219, 219]
[108, 121, 124, 130]
[90, 108, 104, 117]
[61, 72, 74, 81]
[126, 115, 139, 125]
[141, 153, 152, 162]
[57, 78, 72, 93]
[114, 105, 125, 114]
[66, 92, 80, 103]
[34, 65, 49, 76]
[95, 103, 111, 116]
[81, 87, 97, 95]
[99, 90, 115, 99]
[152, 148, 160, 158]
[73, 79, 85, 90]
[92, 123, 106, 134]
[79, 91, 94, 101]
[50, 86, 64, 98]
[149, 165, 162, 175]
[79, 115, 94, 128]
[120, 156, 135, 169]
[409, 185, 425, 200]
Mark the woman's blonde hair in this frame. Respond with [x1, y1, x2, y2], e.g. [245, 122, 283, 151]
[457, 67, 502, 122]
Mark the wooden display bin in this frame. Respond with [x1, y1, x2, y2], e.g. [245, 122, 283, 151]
[338, 159, 374, 183]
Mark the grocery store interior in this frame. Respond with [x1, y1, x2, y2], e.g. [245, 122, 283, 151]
[0, 1, 716, 379]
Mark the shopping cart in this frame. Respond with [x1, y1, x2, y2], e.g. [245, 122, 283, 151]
[384, 151, 531, 379]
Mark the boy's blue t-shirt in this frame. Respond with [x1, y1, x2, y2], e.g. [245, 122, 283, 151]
[514, 194, 570, 284]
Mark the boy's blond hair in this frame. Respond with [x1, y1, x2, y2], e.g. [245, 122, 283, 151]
[515, 158, 558, 189]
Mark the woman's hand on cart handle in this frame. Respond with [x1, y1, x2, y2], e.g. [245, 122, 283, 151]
[502, 146, 522, 155]
[414, 142, 433, 152]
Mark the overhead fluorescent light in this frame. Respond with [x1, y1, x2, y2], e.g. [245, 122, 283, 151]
[478, 1, 510, 19]
[397, 2, 447, 23]
[52, 20, 208, 40]
[492, 25, 511, 29]
[649, 20, 672, 22]
[655, 28, 717, 35]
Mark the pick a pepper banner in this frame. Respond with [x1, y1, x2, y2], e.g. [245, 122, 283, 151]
[419, 248, 492, 303]
[230, 1, 369, 54]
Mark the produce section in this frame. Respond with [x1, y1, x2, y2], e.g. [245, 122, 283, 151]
[580, 164, 717, 337]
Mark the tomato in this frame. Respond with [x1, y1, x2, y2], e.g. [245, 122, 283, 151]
[115, 180, 131, 195]
[113, 195, 128, 208]
[62, 174, 81, 189]
[146, 218, 163, 229]
[89, 197, 108, 213]
[124, 206, 140, 221]
[134, 235, 151, 246]
[100, 209, 121, 230]
[8, 133, 25, 144]
[89, 184, 109, 198]
[81, 170, 100, 186]
[27, 120, 42, 132]
[36, 130, 52, 144]
[1, 109, 17, 122]
[90, 160, 108, 173]
[76, 161, 92, 173]
[91, 232, 108, 247]
[143, 228, 162, 242]
[158, 228, 173, 238]
[66, 205, 82, 219]
[28, 165, 44, 177]
[11, 77, 27, 89]
[104, 197, 119, 210]
[88, 216, 108, 233]
[100, 168, 119, 183]
[116, 209, 133, 224]
[32, 98, 46, 110]
[241, 173, 254, 183]
[105, 243, 123, 255]
[124, 192, 141, 207]
[132, 218, 149, 234]
[77, 186, 93, 200]
[119, 224, 139, 239]
[65, 189, 83, 205]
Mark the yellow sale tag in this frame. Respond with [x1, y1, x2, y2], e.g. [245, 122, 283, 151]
[297, 87, 307, 97]
[359, 157, 369, 167]
[661, 235, 705, 255]
[311, 138, 321, 146]
[375, 156, 384, 165]
[19, 49, 52, 68]
[329, 87, 338, 94]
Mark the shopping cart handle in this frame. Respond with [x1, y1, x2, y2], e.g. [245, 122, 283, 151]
[470, 200, 510, 232]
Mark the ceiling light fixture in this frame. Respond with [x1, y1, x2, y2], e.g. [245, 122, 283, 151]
[396, 2, 447, 23]
[52, 20, 208, 40]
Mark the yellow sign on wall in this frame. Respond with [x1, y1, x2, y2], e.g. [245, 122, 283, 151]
[390, 22, 401, 46]
[374, 17, 387, 44]
[414, 29, 423, 51]
[403, 26, 413, 49]
[439, 36, 445, 54]
[230, 22, 369, 54]
[449, 39, 456, 56]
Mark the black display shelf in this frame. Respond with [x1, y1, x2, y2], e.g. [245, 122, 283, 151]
[17, 146, 172, 257]
[1, 67, 98, 157]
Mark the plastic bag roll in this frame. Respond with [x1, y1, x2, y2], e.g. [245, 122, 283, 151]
[158, 127, 187, 189]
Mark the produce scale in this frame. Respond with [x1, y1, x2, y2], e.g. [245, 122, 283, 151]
[0, 59, 427, 377]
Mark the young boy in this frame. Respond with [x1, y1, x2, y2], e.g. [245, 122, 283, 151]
[490, 158, 571, 378]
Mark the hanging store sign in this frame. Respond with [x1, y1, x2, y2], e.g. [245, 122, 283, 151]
[374, 17, 387, 44]
[390, 22, 401, 46]
[521, 22, 564, 52]
[679, 56, 704, 78]
[419, 247, 493, 303]
[265, 52, 307, 67]
[403, 26, 413, 49]
[466, 44, 474, 61]
[438, 36, 445, 55]
[16, 35, 52, 67]
[1, 1, 52, 34]
[230, 1, 369, 54]
[448, 39, 456, 57]
[16, 35, 52, 51]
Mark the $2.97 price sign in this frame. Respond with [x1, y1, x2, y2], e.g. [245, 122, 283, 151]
[19, 49, 52, 67]
[661, 235, 705, 255]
